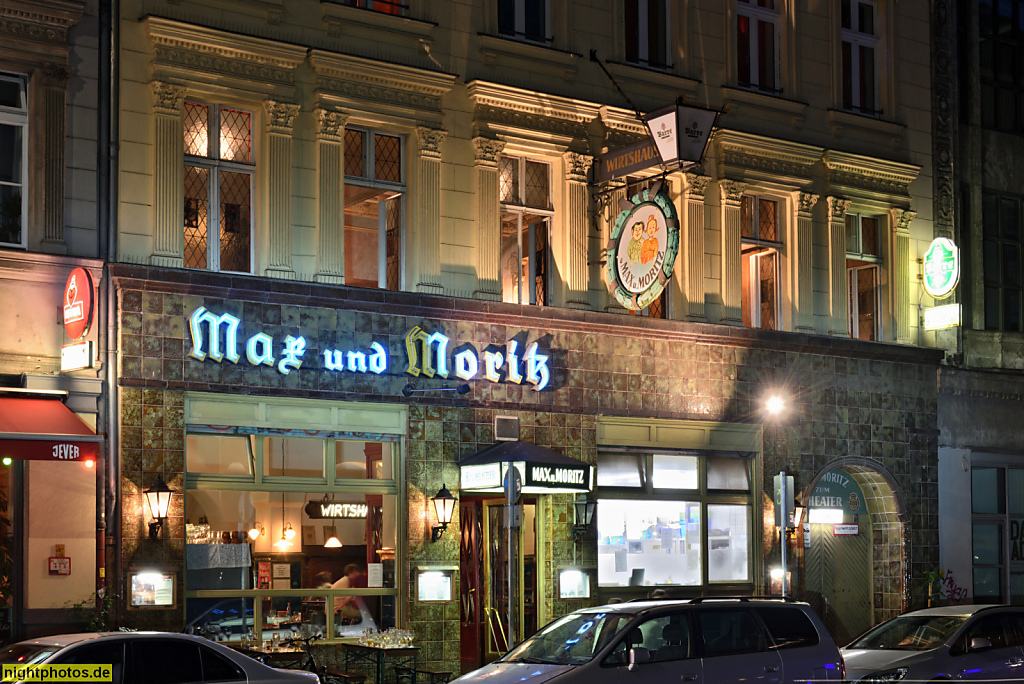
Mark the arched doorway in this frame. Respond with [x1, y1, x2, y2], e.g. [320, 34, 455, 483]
[803, 462, 907, 645]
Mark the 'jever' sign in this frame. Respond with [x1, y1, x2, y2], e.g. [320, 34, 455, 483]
[187, 307, 551, 390]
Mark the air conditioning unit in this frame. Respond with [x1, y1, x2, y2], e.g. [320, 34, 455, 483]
[494, 415, 519, 441]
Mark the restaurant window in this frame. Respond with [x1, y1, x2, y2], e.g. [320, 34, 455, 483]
[183, 102, 253, 273]
[736, 0, 779, 94]
[498, 0, 550, 44]
[625, 0, 670, 70]
[340, 0, 404, 16]
[846, 213, 881, 341]
[596, 451, 754, 589]
[841, 0, 880, 115]
[345, 127, 404, 290]
[970, 463, 1024, 604]
[0, 73, 26, 249]
[500, 154, 551, 306]
[740, 195, 780, 331]
[184, 428, 400, 642]
[982, 192, 1023, 332]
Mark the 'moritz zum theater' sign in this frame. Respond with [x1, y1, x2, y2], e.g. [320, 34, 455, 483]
[186, 307, 551, 390]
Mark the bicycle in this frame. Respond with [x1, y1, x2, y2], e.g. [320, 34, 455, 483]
[280, 632, 365, 684]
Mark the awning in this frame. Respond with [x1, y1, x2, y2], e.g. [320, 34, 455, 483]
[0, 396, 102, 461]
[459, 440, 592, 494]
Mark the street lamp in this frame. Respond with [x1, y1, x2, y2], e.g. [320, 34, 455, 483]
[572, 493, 597, 542]
[144, 476, 174, 540]
[431, 484, 457, 542]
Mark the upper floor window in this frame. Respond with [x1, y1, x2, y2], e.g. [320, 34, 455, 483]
[340, 0, 405, 16]
[841, 0, 879, 115]
[737, 0, 779, 94]
[500, 155, 551, 306]
[183, 102, 253, 273]
[498, 0, 550, 44]
[982, 192, 1022, 332]
[740, 195, 780, 331]
[345, 127, 404, 290]
[846, 214, 881, 341]
[0, 74, 27, 249]
[625, 0, 670, 70]
[978, 0, 1024, 131]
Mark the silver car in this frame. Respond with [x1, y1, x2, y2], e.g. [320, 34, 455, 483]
[453, 598, 843, 684]
[0, 631, 319, 684]
[842, 605, 1024, 683]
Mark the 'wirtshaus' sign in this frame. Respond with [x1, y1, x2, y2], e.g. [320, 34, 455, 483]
[186, 307, 550, 390]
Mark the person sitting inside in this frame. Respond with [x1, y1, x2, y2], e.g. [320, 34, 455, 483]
[332, 563, 366, 624]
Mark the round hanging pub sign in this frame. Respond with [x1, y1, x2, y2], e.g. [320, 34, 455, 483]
[605, 187, 679, 310]
[922, 237, 960, 300]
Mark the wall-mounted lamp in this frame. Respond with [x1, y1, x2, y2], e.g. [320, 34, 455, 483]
[403, 383, 471, 397]
[572, 493, 597, 543]
[430, 483, 457, 542]
[283, 522, 296, 541]
[144, 476, 174, 540]
[248, 522, 265, 540]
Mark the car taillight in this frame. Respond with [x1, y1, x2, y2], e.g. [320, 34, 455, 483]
[840, 655, 846, 682]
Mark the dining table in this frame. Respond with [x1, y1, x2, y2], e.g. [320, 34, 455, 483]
[343, 641, 419, 684]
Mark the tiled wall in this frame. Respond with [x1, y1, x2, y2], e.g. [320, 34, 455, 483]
[113, 267, 941, 673]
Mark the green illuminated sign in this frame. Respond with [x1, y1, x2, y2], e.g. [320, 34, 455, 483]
[922, 237, 960, 299]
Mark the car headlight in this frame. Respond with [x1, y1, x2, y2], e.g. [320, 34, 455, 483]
[859, 668, 908, 683]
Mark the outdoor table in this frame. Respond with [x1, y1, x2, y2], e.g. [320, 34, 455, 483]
[343, 642, 418, 684]
[229, 644, 306, 667]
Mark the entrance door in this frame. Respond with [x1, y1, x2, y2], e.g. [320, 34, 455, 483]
[806, 521, 873, 645]
[459, 500, 484, 673]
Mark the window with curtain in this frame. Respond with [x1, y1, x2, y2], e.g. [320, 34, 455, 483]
[736, 0, 780, 94]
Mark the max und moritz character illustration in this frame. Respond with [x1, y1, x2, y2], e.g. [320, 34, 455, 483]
[627, 220, 644, 264]
[640, 215, 660, 265]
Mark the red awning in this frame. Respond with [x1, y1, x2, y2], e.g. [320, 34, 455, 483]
[0, 396, 102, 461]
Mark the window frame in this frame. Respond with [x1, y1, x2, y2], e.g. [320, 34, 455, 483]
[978, 0, 1024, 132]
[499, 154, 553, 306]
[341, 0, 406, 16]
[0, 72, 28, 250]
[736, 0, 781, 94]
[625, 0, 672, 71]
[982, 192, 1024, 332]
[596, 449, 755, 590]
[344, 126, 406, 291]
[740, 194, 782, 332]
[183, 101, 255, 274]
[840, 0, 881, 116]
[498, 0, 552, 45]
[848, 264, 881, 341]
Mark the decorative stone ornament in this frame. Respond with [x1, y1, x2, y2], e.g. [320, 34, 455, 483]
[605, 185, 679, 311]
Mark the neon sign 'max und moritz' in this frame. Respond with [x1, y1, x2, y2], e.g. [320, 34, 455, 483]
[187, 307, 550, 390]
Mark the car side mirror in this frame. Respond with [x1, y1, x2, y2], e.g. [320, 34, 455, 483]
[628, 647, 650, 672]
[970, 637, 993, 651]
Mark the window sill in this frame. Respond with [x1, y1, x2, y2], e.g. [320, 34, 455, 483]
[321, 1, 436, 44]
[721, 86, 808, 129]
[827, 109, 906, 150]
[477, 34, 580, 81]
[604, 61, 700, 101]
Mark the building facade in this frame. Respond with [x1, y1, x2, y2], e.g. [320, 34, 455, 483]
[112, 0, 941, 674]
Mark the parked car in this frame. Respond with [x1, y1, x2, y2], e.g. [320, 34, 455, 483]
[453, 597, 843, 684]
[0, 631, 318, 684]
[842, 604, 1024, 683]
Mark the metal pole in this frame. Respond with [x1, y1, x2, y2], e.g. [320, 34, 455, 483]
[780, 472, 787, 597]
[505, 463, 515, 650]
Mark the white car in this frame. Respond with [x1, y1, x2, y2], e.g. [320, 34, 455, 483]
[0, 631, 319, 684]
[842, 605, 1024, 683]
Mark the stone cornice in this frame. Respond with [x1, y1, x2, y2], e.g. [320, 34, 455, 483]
[599, 105, 648, 148]
[467, 81, 602, 144]
[0, 0, 83, 48]
[311, 50, 455, 122]
[823, 149, 919, 203]
[714, 129, 822, 186]
[144, 16, 306, 91]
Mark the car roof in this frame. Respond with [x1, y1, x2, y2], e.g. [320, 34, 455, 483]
[10, 632, 210, 649]
[892, 604, 1011, 618]
[579, 598, 814, 615]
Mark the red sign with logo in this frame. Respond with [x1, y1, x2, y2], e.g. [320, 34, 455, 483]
[63, 267, 94, 340]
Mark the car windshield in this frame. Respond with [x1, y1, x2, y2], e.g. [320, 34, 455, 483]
[848, 615, 968, 651]
[0, 643, 61, 665]
[502, 611, 634, 666]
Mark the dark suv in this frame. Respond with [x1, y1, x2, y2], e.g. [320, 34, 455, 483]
[453, 597, 844, 684]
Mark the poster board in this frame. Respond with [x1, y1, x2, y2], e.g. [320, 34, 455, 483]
[128, 571, 177, 609]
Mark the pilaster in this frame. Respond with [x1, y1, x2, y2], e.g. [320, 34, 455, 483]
[150, 81, 186, 268]
[720, 180, 746, 325]
[472, 137, 505, 301]
[314, 107, 348, 285]
[684, 174, 711, 322]
[416, 127, 447, 295]
[563, 151, 593, 310]
[890, 208, 916, 345]
[827, 196, 852, 337]
[39, 64, 70, 255]
[603, 185, 629, 313]
[795, 192, 819, 333]
[264, 100, 300, 279]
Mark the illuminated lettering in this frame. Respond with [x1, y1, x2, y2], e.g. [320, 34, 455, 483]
[454, 349, 479, 380]
[323, 349, 345, 371]
[51, 444, 80, 460]
[189, 306, 241, 363]
[347, 351, 367, 373]
[531, 466, 585, 484]
[246, 333, 274, 367]
[484, 351, 504, 382]
[319, 503, 368, 519]
[405, 326, 450, 378]
[368, 342, 387, 374]
[506, 341, 523, 384]
[277, 336, 306, 375]
[525, 342, 549, 391]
